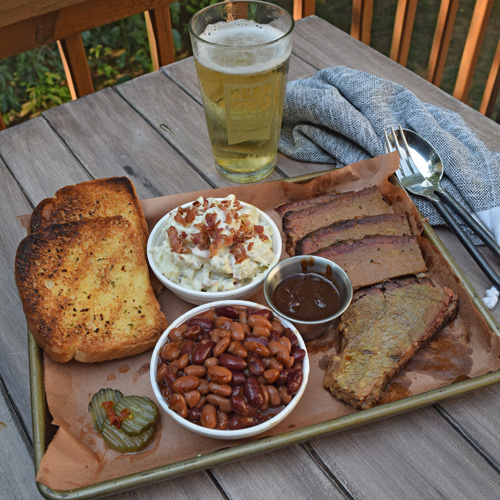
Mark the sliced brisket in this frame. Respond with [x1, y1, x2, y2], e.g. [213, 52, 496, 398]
[275, 192, 341, 217]
[296, 213, 412, 255]
[324, 277, 458, 409]
[313, 235, 427, 289]
[282, 186, 390, 255]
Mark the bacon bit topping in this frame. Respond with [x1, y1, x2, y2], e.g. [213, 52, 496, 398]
[230, 242, 248, 263]
[205, 212, 218, 228]
[247, 241, 254, 251]
[102, 401, 123, 429]
[168, 227, 191, 254]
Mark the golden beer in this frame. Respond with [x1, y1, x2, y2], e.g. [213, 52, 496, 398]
[189, 3, 294, 183]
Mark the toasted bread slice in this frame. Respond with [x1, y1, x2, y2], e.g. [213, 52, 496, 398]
[15, 216, 167, 363]
[30, 177, 148, 249]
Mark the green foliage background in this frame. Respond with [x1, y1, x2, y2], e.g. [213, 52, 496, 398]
[1, 0, 499, 127]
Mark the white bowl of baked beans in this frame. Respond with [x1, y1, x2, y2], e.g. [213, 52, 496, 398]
[150, 300, 309, 440]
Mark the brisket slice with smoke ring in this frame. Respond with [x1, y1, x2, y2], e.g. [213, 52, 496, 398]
[296, 213, 412, 255]
[281, 186, 390, 255]
[324, 277, 459, 410]
[313, 235, 427, 289]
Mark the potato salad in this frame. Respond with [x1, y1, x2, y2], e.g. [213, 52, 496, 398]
[151, 195, 276, 292]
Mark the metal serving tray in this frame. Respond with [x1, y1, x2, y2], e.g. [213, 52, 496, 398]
[31, 171, 500, 500]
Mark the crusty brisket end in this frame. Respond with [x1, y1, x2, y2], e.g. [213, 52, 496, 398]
[296, 213, 412, 255]
[282, 186, 390, 255]
[324, 277, 459, 409]
[313, 235, 427, 289]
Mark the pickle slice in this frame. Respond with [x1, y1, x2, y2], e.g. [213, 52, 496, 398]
[101, 420, 155, 453]
[114, 395, 159, 436]
[88, 388, 123, 432]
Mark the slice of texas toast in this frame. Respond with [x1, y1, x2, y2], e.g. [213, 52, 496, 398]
[30, 177, 148, 249]
[15, 216, 167, 363]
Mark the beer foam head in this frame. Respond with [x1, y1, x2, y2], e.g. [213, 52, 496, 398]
[196, 20, 291, 74]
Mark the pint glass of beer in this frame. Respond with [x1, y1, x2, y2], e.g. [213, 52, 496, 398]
[189, 1, 294, 183]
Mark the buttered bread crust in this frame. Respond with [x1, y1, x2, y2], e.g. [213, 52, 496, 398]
[16, 177, 167, 363]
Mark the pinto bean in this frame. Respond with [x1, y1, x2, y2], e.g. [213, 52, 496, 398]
[200, 404, 217, 429]
[213, 336, 231, 357]
[173, 375, 200, 393]
[169, 393, 188, 418]
[207, 365, 233, 384]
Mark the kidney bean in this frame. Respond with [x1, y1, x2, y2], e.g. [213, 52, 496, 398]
[247, 353, 266, 376]
[213, 336, 231, 357]
[173, 375, 200, 393]
[168, 326, 186, 342]
[215, 316, 233, 329]
[179, 339, 196, 357]
[245, 335, 269, 347]
[244, 340, 270, 358]
[263, 368, 280, 384]
[187, 316, 214, 331]
[248, 308, 273, 321]
[268, 341, 290, 365]
[207, 394, 232, 413]
[279, 386, 293, 405]
[276, 368, 294, 386]
[174, 353, 190, 371]
[197, 378, 210, 395]
[229, 371, 246, 387]
[279, 336, 292, 353]
[230, 394, 252, 416]
[190, 339, 216, 365]
[162, 367, 177, 395]
[217, 409, 229, 430]
[229, 321, 245, 342]
[184, 325, 203, 341]
[285, 329, 299, 350]
[184, 364, 206, 378]
[228, 341, 248, 359]
[215, 305, 239, 319]
[291, 348, 306, 363]
[200, 404, 217, 429]
[169, 393, 188, 418]
[187, 407, 201, 422]
[268, 330, 281, 342]
[156, 362, 170, 384]
[288, 369, 303, 395]
[160, 341, 181, 362]
[243, 376, 265, 408]
[218, 352, 247, 371]
[184, 390, 202, 408]
[247, 314, 273, 330]
[208, 382, 232, 397]
[260, 383, 270, 407]
[228, 415, 256, 430]
[207, 365, 233, 384]
[271, 320, 284, 334]
[267, 385, 281, 406]
[269, 357, 284, 371]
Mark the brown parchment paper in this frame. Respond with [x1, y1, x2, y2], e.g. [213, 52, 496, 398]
[34, 153, 500, 490]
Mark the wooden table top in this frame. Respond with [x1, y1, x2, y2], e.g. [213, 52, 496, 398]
[2, 16, 500, 500]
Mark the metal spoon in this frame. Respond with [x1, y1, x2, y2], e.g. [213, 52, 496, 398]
[399, 128, 500, 262]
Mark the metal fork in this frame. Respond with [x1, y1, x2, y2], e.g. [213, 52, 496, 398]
[384, 125, 500, 289]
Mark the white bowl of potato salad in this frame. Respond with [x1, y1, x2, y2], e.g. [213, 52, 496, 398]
[148, 195, 282, 305]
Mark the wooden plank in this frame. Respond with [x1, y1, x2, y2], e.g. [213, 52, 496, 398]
[311, 407, 500, 499]
[0, 383, 40, 499]
[57, 34, 95, 99]
[0, 0, 176, 60]
[293, 0, 316, 20]
[213, 445, 347, 499]
[426, 0, 460, 86]
[390, 0, 418, 66]
[453, 0, 494, 104]
[145, 5, 176, 70]
[41, 86, 212, 198]
[351, 0, 373, 44]
[479, 36, 500, 117]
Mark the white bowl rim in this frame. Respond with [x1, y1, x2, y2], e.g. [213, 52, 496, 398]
[150, 299, 310, 440]
[147, 198, 282, 299]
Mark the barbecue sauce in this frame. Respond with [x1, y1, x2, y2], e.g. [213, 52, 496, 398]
[272, 264, 341, 321]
